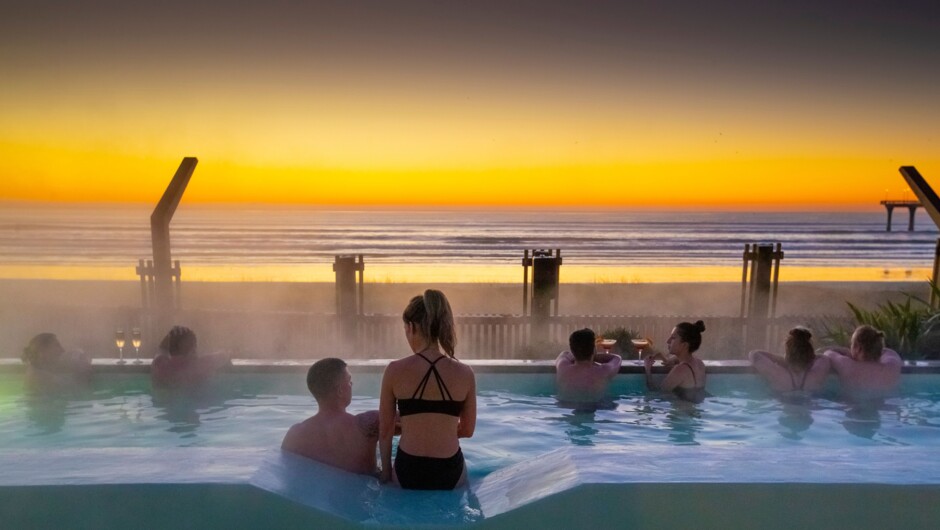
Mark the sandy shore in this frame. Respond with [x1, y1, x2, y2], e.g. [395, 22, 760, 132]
[0, 279, 929, 359]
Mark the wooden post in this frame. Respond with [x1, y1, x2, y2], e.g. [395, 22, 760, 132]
[151, 157, 197, 332]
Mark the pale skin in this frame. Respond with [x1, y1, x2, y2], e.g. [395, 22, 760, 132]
[150, 338, 230, 388]
[824, 330, 902, 395]
[749, 349, 831, 393]
[554, 348, 621, 402]
[378, 322, 476, 485]
[643, 327, 705, 393]
[281, 367, 380, 476]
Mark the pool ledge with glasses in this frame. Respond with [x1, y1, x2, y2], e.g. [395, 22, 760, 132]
[2, 446, 939, 529]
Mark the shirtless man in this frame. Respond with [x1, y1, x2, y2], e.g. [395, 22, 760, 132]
[824, 325, 902, 397]
[282, 358, 380, 476]
[555, 328, 622, 403]
[151, 326, 229, 388]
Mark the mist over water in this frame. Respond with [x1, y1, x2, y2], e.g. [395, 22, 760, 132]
[1, 204, 937, 271]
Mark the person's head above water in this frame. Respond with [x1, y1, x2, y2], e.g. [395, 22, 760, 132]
[851, 325, 885, 362]
[306, 357, 352, 407]
[785, 327, 815, 369]
[22, 333, 65, 368]
[569, 328, 597, 361]
[159, 326, 197, 357]
[402, 289, 457, 357]
[668, 320, 706, 355]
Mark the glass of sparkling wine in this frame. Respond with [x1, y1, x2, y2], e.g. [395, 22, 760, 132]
[131, 328, 142, 364]
[115, 329, 126, 365]
[631, 337, 651, 359]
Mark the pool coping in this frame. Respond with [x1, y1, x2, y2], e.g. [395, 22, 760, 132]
[2, 358, 940, 374]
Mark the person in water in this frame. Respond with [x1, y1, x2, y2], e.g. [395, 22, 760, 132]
[555, 328, 621, 403]
[824, 325, 901, 397]
[643, 320, 708, 403]
[22, 332, 92, 387]
[750, 327, 831, 394]
[151, 326, 230, 387]
[282, 358, 380, 476]
[379, 290, 476, 490]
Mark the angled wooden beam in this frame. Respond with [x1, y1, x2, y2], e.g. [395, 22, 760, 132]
[151, 157, 197, 326]
[899, 166, 940, 230]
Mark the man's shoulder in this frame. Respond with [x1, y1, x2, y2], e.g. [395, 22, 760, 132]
[355, 410, 380, 439]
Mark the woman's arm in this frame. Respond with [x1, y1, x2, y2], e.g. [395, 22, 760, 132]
[658, 363, 692, 392]
[378, 364, 397, 483]
[457, 368, 477, 438]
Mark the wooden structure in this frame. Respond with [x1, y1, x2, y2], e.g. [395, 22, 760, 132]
[522, 249, 562, 342]
[899, 166, 940, 307]
[880, 200, 922, 232]
[147, 157, 197, 333]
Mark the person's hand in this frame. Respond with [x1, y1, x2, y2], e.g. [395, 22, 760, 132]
[644, 355, 654, 370]
[662, 356, 677, 369]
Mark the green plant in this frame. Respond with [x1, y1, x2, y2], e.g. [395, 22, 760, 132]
[598, 327, 639, 357]
[824, 280, 940, 359]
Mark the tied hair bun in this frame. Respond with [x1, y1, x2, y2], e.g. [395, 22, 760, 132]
[694, 320, 706, 333]
[789, 327, 812, 341]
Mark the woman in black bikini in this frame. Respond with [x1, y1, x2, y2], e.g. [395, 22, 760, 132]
[750, 327, 830, 394]
[643, 321, 708, 403]
[379, 290, 477, 490]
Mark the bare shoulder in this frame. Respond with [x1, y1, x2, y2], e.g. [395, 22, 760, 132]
[356, 410, 380, 438]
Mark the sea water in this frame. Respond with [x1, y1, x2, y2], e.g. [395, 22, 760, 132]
[2, 373, 939, 480]
[0, 204, 937, 281]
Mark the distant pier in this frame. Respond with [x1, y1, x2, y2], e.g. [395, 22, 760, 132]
[880, 200, 922, 231]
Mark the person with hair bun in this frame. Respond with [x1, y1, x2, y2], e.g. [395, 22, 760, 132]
[749, 327, 831, 394]
[824, 325, 901, 396]
[379, 289, 476, 490]
[643, 320, 708, 403]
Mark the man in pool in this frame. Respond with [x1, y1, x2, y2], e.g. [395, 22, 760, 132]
[282, 358, 381, 476]
[555, 328, 622, 403]
[824, 325, 902, 396]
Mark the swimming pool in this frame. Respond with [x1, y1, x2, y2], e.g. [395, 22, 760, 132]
[2, 360, 940, 528]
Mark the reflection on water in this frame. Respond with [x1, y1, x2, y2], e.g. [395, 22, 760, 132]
[663, 398, 704, 445]
[777, 402, 815, 439]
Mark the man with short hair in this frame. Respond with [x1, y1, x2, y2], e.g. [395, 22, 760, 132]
[282, 358, 380, 476]
[825, 325, 902, 396]
[555, 328, 622, 403]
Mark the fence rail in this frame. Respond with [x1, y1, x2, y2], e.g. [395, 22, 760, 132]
[0, 305, 851, 361]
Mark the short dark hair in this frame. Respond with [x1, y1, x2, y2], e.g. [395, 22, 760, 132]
[569, 328, 596, 361]
[306, 358, 347, 400]
[159, 326, 197, 357]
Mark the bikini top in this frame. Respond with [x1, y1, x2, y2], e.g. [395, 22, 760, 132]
[397, 353, 464, 417]
[673, 362, 707, 404]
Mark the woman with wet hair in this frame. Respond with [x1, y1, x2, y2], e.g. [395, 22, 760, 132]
[643, 320, 708, 403]
[379, 289, 476, 490]
[151, 326, 229, 387]
[22, 332, 92, 385]
[749, 327, 831, 394]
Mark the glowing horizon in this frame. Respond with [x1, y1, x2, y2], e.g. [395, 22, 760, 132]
[1, 2, 938, 209]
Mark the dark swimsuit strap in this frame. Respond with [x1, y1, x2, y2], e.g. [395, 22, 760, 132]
[681, 362, 697, 386]
[788, 358, 814, 391]
[411, 353, 454, 401]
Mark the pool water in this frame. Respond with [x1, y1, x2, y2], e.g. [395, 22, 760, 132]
[3, 373, 939, 481]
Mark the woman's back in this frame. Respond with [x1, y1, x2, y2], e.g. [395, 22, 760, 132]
[388, 353, 474, 458]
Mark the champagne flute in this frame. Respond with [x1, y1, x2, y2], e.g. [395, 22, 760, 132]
[115, 329, 126, 365]
[131, 328, 142, 365]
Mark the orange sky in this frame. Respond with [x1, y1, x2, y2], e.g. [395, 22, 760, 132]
[1, 2, 938, 209]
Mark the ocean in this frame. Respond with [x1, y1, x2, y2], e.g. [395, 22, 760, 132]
[0, 203, 936, 282]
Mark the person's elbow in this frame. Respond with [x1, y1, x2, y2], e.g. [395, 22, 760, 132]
[457, 423, 475, 438]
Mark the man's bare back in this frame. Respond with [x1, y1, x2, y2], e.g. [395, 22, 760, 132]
[282, 409, 379, 476]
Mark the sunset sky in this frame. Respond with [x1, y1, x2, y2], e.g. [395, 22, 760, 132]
[2, 1, 938, 209]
